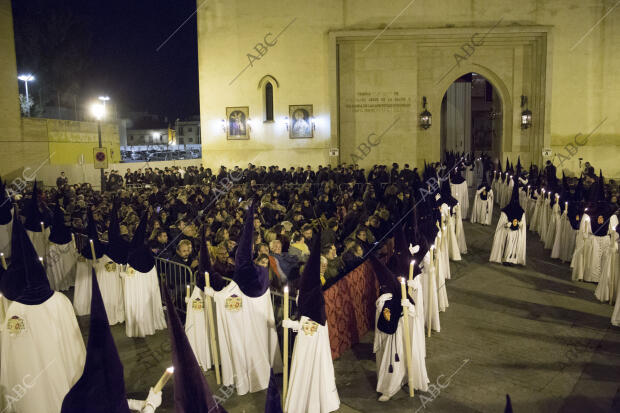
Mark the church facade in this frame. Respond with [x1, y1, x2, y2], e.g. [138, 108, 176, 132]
[197, 0, 619, 176]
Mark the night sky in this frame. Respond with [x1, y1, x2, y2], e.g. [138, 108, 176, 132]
[11, 0, 199, 120]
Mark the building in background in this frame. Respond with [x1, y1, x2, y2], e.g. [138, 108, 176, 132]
[175, 117, 201, 146]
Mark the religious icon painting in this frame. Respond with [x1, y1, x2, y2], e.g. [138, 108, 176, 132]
[226, 106, 250, 140]
[289, 104, 313, 138]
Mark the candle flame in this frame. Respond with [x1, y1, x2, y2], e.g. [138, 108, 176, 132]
[166, 366, 174, 373]
[283, 285, 289, 293]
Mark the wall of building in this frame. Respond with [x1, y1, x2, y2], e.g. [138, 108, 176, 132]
[197, 0, 620, 177]
[0, 0, 26, 178]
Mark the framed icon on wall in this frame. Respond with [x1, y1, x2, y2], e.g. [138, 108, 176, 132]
[226, 106, 250, 140]
[289, 104, 313, 138]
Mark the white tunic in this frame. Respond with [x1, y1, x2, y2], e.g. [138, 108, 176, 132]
[72, 258, 95, 316]
[450, 181, 469, 218]
[489, 212, 527, 265]
[543, 201, 561, 249]
[470, 188, 494, 226]
[97, 259, 125, 325]
[285, 318, 340, 413]
[46, 241, 77, 291]
[214, 281, 282, 395]
[571, 214, 618, 283]
[121, 265, 166, 337]
[374, 294, 429, 398]
[0, 292, 86, 413]
[420, 252, 441, 333]
[595, 230, 619, 303]
[440, 204, 461, 262]
[185, 286, 214, 372]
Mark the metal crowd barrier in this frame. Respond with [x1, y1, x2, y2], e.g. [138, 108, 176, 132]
[155, 257, 195, 317]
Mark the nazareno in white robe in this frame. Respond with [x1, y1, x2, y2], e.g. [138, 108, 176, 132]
[185, 285, 214, 372]
[571, 214, 618, 283]
[72, 256, 96, 316]
[46, 240, 77, 291]
[440, 204, 462, 261]
[374, 294, 429, 398]
[214, 281, 282, 395]
[285, 316, 340, 413]
[0, 292, 86, 413]
[419, 251, 440, 333]
[543, 200, 561, 249]
[595, 230, 619, 303]
[0, 210, 12, 258]
[470, 188, 494, 226]
[97, 258, 125, 325]
[489, 212, 527, 265]
[450, 181, 469, 218]
[610, 238, 620, 325]
[121, 264, 166, 337]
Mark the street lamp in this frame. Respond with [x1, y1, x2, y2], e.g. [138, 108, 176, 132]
[91, 102, 106, 192]
[18, 74, 35, 117]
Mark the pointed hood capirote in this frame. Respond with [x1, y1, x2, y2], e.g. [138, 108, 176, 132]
[49, 205, 72, 245]
[24, 180, 49, 232]
[370, 253, 412, 335]
[81, 209, 106, 259]
[0, 177, 12, 225]
[61, 269, 131, 413]
[163, 285, 228, 413]
[504, 394, 513, 413]
[502, 176, 525, 228]
[106, 202, 129, 265]
[232, 201, 269, 297]
[297, 230, 326, 325]
[127, 213, 155, 273]
[198, 224, 225, 291]
[0, 217, 53, 305]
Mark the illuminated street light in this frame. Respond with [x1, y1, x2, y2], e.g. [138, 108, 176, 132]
[91, 103, 105, 120]
[18, 74, 35, 117]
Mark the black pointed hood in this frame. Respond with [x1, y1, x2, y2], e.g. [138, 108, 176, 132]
[450, 169, 465, 184]
[297, 230, 326, 325]
[61, 269, 131, 413]
[370, 254, 411, 335]
[0, 217, 53, 305]
[438, 178, 458, 209]
[81, 209, 106, 259]
[388, 224, 411, 277]
[106, 202, 129, 265]
[502, 176, 524, 228]
[504, 394, 513, 413]
[232, 201, 269, 297]
[127, 214, 155, 273]
[163, 285, 228, 413]
[24, 180, 48, 232]
[49, 205, 72, 245]
[264, 369, 283, 413]
[198, 225, 225, 291]
[0, 177, 12, 225]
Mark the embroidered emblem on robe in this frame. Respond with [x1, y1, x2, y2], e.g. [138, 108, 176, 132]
[576, 215, 580, 221]
[225, 294, 242, 311]
[302, 320, 319, 336]
[192, 298, 203, 310]
[126, 267, 136, 276]
[105, 262, 117, 271]
[7, 316, 25, 336]
[597, 215, 604, 224]
[382, 308, 391, 322]
[512, 219, 519, 228]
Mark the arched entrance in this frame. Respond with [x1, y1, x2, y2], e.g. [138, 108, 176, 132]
[440, 73, 503, 159]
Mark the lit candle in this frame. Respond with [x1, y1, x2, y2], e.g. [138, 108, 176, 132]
[40, 221, 45, 234]
[399, 277, 414, 397]
[153, 367, 174, 393]
[408, 260, 415, 281]
[1, 253, 7, 270]
[71, 233, 76, 249]
[89, 239, 97, 263]
[282, 285, 290, 405]
[186, 284, 190, 299]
